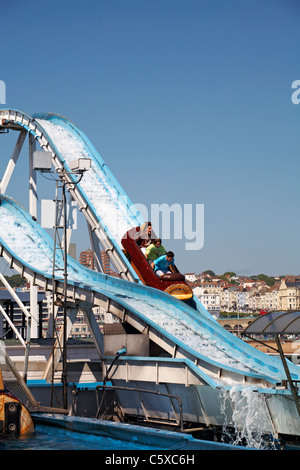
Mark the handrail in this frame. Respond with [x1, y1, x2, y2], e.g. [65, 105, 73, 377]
[95, 384, 184, 432]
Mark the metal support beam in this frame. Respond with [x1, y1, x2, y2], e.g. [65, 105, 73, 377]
[79, 305, 103, 358]
[28, 133, 39, 339]
[0, 272, 32, 379]
[0, 130, 27, 194]
[88, 223, 104, 273]
[0, 304, 26, 347]
[96, 384, 184, 432]
[28, 133, 37, 219]
[46, 300, 59, 338]
[42, 307, 77, 382]
[29, 285, 39, 339]
[275, 334, 300, 418]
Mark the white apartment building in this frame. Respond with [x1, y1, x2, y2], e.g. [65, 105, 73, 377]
[248, 291, 259, 313]
[278, 279, 300, 310]
[185, 273, 198, 283]
[237, 290, 249, 312]
[193, 286, 221, 318]
[220, 287, 281, 314]
[220, 289, 230, 312]
[220, 288, 239, 312]
[258, 289, 280, 311]
[192, 277, 300, 315]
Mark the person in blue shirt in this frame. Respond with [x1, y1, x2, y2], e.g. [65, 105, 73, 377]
[151, 251, 175, 277]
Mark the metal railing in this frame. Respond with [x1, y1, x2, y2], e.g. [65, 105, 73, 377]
[95, 384, 184, 432]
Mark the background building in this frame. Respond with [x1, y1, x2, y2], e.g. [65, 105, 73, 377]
[79, 248, 112, 275]
[79, 249, 94, 270]
[189, 272, 300, 316]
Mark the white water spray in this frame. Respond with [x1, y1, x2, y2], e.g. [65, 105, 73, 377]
[219, 386, 276, 449]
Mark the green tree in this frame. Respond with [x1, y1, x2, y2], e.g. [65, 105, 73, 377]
[203, 270, 215, 276]
[255, 274, 275, 287]
[0, 274, 27, 288]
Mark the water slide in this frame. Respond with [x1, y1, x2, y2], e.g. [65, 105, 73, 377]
[0, 193, 296, 387]
[0, 109, 299, 395]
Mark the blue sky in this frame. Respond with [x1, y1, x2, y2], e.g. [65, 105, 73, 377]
[0, 0, 300, 276]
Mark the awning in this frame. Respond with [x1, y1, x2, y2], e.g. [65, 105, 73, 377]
[243, 311, 300, 336]
[243, 310, 300, 418]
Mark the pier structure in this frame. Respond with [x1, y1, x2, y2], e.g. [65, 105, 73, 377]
[0, 109, 300, 445]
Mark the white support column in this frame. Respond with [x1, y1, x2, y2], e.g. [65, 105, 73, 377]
[0, 304, 26, 347]
[0, 273, 30, 320]
[88, 223, 104, 273]
[29, 286, 39, 339]
[0, 302, 3, 338]
[0, 260, 32, 379]
[46, 297, 59, 338]
[64, 195, 77, 255]
[29, 134, 39, 337]
[0, 130, 27, 195]
[42, 307, 78, 381]
[80, 305, 103, 358]
[29, 133, 37, 218]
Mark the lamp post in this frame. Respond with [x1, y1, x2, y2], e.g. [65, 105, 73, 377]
[33, 151, 91, 410]
[62, 181, 68, 409]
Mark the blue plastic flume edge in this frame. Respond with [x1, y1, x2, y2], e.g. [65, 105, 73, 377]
[31, 413, 252, 450]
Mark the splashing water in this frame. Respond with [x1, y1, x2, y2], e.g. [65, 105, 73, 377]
[219, 386, 277, 449]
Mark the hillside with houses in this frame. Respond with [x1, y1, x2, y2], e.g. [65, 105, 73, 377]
[185, 271, 300, 318]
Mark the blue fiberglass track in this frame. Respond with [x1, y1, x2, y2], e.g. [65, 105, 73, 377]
[0, 110, 299, 390]
[33, 112, 144, 254]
